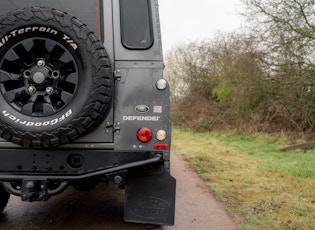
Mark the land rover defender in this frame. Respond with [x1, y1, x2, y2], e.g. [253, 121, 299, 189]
[0, 0, 175, 226]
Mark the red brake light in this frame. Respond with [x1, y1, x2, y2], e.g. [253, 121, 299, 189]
[137, 127, 152, 143]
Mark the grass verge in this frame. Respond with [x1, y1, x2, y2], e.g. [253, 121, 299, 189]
[172, 128, 315, 230]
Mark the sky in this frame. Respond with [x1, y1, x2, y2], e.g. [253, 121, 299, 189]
[158, 0, 244, 53]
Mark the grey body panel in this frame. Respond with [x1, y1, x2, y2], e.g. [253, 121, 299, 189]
[114, 61, 170, 151]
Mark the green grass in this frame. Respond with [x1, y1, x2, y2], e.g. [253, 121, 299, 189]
[172, 128, 315, 230]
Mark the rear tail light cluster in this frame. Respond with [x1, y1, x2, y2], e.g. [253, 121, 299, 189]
[137, 127, 152, 143]
[136, 127, 169, 150]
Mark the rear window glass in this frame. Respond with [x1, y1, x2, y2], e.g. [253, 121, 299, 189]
[120, 0, 153, 49]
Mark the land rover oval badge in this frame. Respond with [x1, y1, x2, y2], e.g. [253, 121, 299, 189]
[135, 105, 149, 113]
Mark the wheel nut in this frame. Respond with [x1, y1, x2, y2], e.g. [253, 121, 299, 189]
[46, 86, 54, 95]
[28, 86, 36, 95]
[23, 70, 31, 78]
[37, 60, 45, 67]
[51, 70, 60, 78]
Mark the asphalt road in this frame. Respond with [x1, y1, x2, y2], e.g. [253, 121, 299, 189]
[0, 153, 237, 230]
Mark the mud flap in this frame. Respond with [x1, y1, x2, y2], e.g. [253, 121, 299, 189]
[124, 170, 176, 226]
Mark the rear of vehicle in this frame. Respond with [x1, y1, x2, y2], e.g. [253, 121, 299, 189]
[0, 0, 175, 226]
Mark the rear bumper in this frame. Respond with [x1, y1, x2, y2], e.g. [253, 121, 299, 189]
[0, 153, 163, 200]
[0, 148, 176, 226]
[0, 153, 162, 181]
[0, 148, 164, 181]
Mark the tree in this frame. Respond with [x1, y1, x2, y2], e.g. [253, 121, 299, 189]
[243, 0, 315, 133]
[243, 0, 315, 68]
[164, 33, 266, 130]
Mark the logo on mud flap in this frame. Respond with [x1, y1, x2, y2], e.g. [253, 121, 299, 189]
[129, 196, 170, 219]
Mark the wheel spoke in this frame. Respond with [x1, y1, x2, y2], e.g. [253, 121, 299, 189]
[21, 102, 34, 115]
[49, 93, 64, 109]
[3, 90, 16, 103]
[49, 45, 66, 64]
[3, 49, 19, 61]
[1, 59, 26, 74]
[13, 43, 33, 65]
[19, 39, 33, 52]
[43, 103, 56, 114]
[60, 91, 73, 103]
[3, 85, 26, 101]
[0, 70, 21, 82]
[29, 39, 49, 60]
[43, 38, 56, 53]
[2, 80, 24, 92]
[13, 91, 31, 105]
[57, 61, 76, 75]
[59, 52, 74, 63]
[33, 96, 45, 114]
[65, 73, 78, 84]
[57, 81, 76, 94]
[17, 38, 37, 63]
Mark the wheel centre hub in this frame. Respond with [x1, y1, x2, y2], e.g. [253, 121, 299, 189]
[32, 71, 46, 84]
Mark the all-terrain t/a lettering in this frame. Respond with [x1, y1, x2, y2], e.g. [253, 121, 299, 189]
[0, 27, 58, 47]
[63, 34, 78, 50]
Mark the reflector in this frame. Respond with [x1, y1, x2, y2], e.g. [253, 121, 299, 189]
[153, 144, 169, 150]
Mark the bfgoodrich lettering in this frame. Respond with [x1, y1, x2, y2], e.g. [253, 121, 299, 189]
[2, 109, 72, 126]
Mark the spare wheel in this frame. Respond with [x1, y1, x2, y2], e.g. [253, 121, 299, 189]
[0, 7, 112, 148]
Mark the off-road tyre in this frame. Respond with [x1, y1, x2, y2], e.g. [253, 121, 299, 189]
[0, 7, 112, 148]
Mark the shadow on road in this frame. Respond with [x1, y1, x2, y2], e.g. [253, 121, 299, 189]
[0, 182, 160, 230]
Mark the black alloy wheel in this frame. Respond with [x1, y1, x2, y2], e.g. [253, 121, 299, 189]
[0, 37, 78, 117]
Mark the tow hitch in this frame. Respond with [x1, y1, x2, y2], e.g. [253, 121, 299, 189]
[1, 180, 69, 202]
[21, 180, 48, 201]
